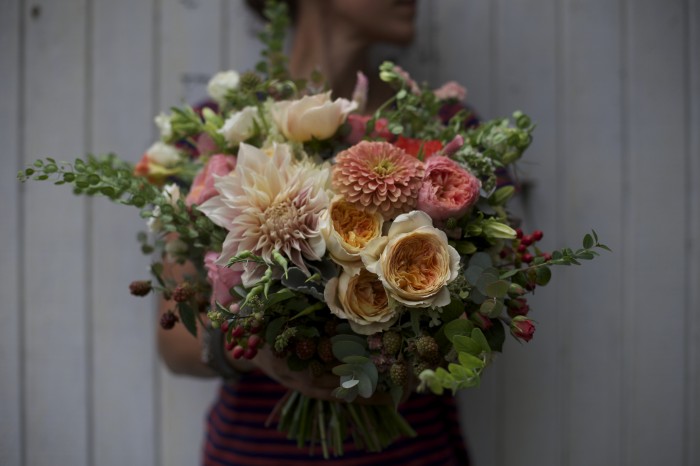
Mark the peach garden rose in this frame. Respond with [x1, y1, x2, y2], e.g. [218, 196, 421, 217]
[361, 210, 460, 308]
[272, 91, 357, 142]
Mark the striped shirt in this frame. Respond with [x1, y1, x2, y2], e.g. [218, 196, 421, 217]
[203, 371, 471, 465]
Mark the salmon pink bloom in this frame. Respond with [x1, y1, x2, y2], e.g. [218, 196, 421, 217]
[417, 156, 481, 221]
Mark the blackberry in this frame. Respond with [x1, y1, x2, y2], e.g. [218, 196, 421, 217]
[308, 360, 325, 378]
[129, 280, 152, 297]
[160, 311, 179, 330]
[415, 336, 439, 360]
[390, 362, 408, 386]
[413, 360, 431, 378]
[295, 338, 317, 360]
[317, 337, 334, 363]
[172, 283, 195, 303]
[382, 332, 402, 355]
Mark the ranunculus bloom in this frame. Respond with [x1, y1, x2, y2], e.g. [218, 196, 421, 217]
[325, 268, 398, 335]
[321, 196, 384, 274]
[272, 91, 357, 142]
[433, 81, 467, 102]
[510, 316, 535, 342]
[207, 70, 240, 104]
[204, 251, 243, 307]
[218, 106, 258, 145]
[393, 136, 444, 160]
[344, 114, 392, 145]
[185, 154, 236, 207]
[361, 210, 460, 308]
[417, 156, 481, 221]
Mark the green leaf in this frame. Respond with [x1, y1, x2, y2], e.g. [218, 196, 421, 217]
[479, 298, 504, 317]
[453, 335, 482, 355]
[535, 266, 552, 286]
[331, 340, 366, 361]
[583, 233, 594, 249]
[342, 355, 369, 365]
[177, 302, 197, 337]
[441, 298, 466, 323]
[471, 328, 491, 353]
[457, 352, 485, 370]
[469, 252, 493, 269]
[483, 318, 506, 352]
[500, 269, 519, 279]
[444, 319, 474, 343]
[265, 316, 286, 343]
[484, 280, 510, 298]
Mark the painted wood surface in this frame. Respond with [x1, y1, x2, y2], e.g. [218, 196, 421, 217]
[1, 1, 698, 465]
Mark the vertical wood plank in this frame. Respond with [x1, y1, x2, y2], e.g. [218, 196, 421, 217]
[224, 1, 264, 72]
[495, 1, 562, 465]
[433, 2, 503, 465]
[560, 1, 624, 465]
[90, 0, 157, 465]
[624, 1, 686, 464]
[0, 0, 22, 464]
[158, 1, 223, 465]
[22, 1, 89, 465]
[686, 1, 699, 464]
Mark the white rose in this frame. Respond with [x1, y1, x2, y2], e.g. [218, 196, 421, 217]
[207, 70, 240, 103]
[361, 210, 460, 308]
[154, 112, 173, 140]
[146, 141, 180, 168]
[272, 91, 357, 142]
[218, 106, 258, 144]
[320, 195, 383, 275]
[325, 268, 399, 335]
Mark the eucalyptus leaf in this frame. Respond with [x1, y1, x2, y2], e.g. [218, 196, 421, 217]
[332, 340, 366, 361]
[469, 252, 493, 269]
[484, 280, 510, 298]
[471, 328, 491, 353]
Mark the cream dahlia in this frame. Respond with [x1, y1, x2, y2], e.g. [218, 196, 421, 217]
[332, 141, 425, 220]
[197, 143, 330, 286]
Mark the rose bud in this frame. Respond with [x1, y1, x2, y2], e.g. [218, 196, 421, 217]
[471, 312, 493, 331]
[510, 316, 536, 342]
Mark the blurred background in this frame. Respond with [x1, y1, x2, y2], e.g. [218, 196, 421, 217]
[1, 0, 698, 465]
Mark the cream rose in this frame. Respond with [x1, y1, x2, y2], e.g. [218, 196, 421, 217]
[325, 268, 399, 335]
[320, 196, 384, 274]
[361, 210, 460, 308]
[207, 70, 240, 104]
[272, 91, 357, 142]
[218, 106, 258, 144]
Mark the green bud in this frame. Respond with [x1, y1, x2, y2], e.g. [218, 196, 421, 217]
[482, 220, 516, 239]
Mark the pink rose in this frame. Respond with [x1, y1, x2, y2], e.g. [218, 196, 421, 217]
[345, 114, 392, 145]
[417, 156, 481, 221]
[185, 154, 236, 207]
[510, 316, 536, 343]
[204, 251, 242, 308]
[433, 81, 467, 102]
[195, 133, 219, 158]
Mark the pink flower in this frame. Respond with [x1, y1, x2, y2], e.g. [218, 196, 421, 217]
[185, 154, 236, 207]
[416, 156, 481, 221]
[204, 251, 242, 307]
[345, 115, 392, 145]
[433, 81, 467, 102]
[332, 141, 425, 220]
[195, 133, 219, 158]
[510, 316, 536, 343]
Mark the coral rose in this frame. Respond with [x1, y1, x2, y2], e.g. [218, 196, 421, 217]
[361, 210, 460, 308]
[185, 154, 236, 207]
[321, 196, 384, 274]
[417, 156, 481, 221]
[272, 91, 357, 142]
[325, 268, 399, 335]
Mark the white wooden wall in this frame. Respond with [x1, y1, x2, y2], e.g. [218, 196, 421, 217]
[1, 1, 698, 465]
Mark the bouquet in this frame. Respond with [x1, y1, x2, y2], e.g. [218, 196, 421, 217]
[18, 1, 608, 459]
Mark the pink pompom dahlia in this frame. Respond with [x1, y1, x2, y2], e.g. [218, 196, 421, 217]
[417, 156, 481, 221]
[332, 141, 424, 220]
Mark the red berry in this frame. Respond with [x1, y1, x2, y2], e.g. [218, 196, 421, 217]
[243, 347, 258, 359]
[499, 249, 508, 258]
[521, 235, 533, 246]
[522, 253, 534, 263]
[517, 244, 527, 253]
[247, 334, 262, 349]
[532, 230, 544, 241]
[249, 324, 262, 334]
[231, 325, 245, 338]
[231, 345, 245, 359]
[221, 320, 230, 333]
[542, 252, 552, 261]
[225, 340, 236, 351]
[515, 228, 523, 239]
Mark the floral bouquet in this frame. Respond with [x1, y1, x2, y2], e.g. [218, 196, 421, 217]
[18, 1, 608, 459]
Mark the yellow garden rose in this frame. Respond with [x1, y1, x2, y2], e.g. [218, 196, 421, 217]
[272, 92, 357, 142]
[321, 196, 384, 274]
[361, 210, 460, 308]
[324, 268, 399, 335]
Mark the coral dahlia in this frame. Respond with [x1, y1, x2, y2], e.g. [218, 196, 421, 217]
[197, 143, 330, 287]
[332, 141, 424, 220]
